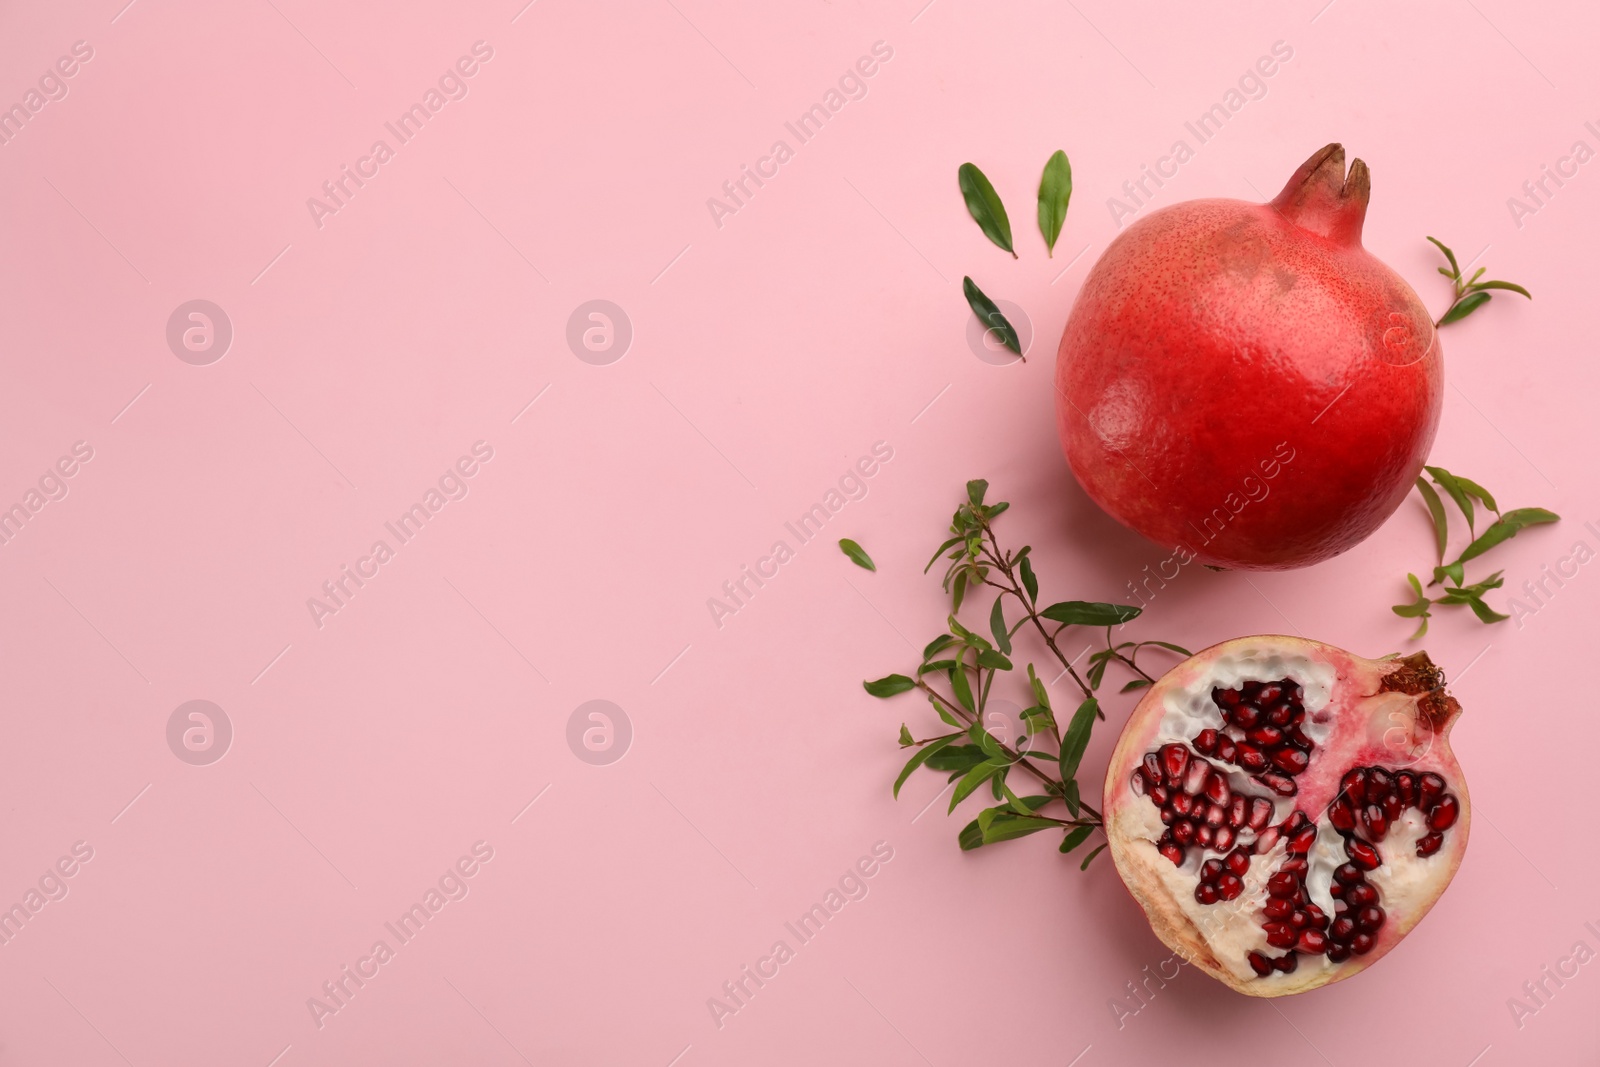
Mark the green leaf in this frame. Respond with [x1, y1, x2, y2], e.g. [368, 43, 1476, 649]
[924, 536, 964, 574]
[864, 674, 915, 698]
[1040, 601, 1142, 627]
[1061, 777, 1081, 817]
[957, 163, 1016, 256]
[1469, 279, 1531, 299]
[1019, 555, 1039, 603]
[1057, 697, 1099, 784]
[988, 597, 1011, 655]
[918, 659, 958, 675]
[1059, 824, 1095, 855]
[1140, 640, 1192, 657]
[951, 567, 969, 612]
[949, 664, 975, 712]
[1456, 507, 1560, 563]
[975, 649, 1013, 671]
[1026, 663, 1051, 709]
[1415, 477, 1449, 561]
[1079, 842, 1108, 871]
[1425, 466, 1475, 534]
[980, 811, 1056, 845]
[966, 479, 989, 507]
[1439, 290, 1491, 325]
[1426, 236, 1460, 279]
[1464, 595, 1510, 624]
[958, 818, 985, 850]
[1454, 475, 1499, 516]
[1036, 150, 1072, 256]
[962, 276, 1022, 357]
[1432, 562, 1465, 588]
[1120, 678, 1152, 693]
[950, 759, 1005, 811]
[922, 633, 956, 661]
[984, 501, 1010, 520]
[898, 724, 915, 747]
[1086, 651, 1110, 691]
[926, 743, 985, 774]
[838, 538, 875, 572]
[893, 735, 957, 798]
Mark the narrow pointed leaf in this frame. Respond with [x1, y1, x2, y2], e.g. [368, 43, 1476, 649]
[864, 674, 916, 698]
[1059, 824, 1095, 854]
[1426, 236, 1460, 278]
[1469, 279, 1531, 299]
[838, 538, 875, 571]
[1456, 508, 1560, 563]
[1454, 475, 1499, 515]
[1058, 697, 1099, 784]
[925, 536, 964, 573]
[1079, 842, 1108, 871]
[962, 276, 1022, 356]
[1415, 477, 1449, 560]
[1425, 466, 1475, 534]
[893, 735, 957, 797]
[989, 596, 1011, 654]
[1036, 149, 1072, 256]
[957, 163, 1015, 256]
[1439, 290, 1491, 325]
[1019, 555, 1039, 602]
[1040, 601, 1142, 626]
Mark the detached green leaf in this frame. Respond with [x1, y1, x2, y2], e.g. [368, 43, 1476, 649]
[1041, 601, 1142, 627]
[1415, 477, 1449, 561]
[1036, 150, 1072, 256]
[864, 674, 916, 698]
[1426, 466, 1475, 534]
[1456, 507, 1560, 563]
[1439, 290, 1491, 325]
[893, 735, 957, 797]
[962, 276, 1022, 357]
[957, 163, 1016, 256]
[1057, 697, 1099, 784]
[838, 538, 875, 571]
[1059, 824, 1095, 855]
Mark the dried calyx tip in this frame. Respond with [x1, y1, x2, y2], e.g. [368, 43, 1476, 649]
[1270, 143, 1370, 244]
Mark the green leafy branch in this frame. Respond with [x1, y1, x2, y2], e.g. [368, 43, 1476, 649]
[863, 480, 1189, 865]
[1427, 237, 1531, 327]
[1392, 464, 1559, 638]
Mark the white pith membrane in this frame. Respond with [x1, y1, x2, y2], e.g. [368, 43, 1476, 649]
[1104, 637, 1470, 997]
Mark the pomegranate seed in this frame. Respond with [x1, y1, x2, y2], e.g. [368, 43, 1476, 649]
[1347, 884, 1377, 907]
[1159, 807, 1177, 825]
[1218, 873, 1243, 900]
[1331, 916, 1356, 940]
[1327, 944, 1351, 963]
[1285, 725, 1314, 751]
[1248, 951, 1273, 977]
[1329, 797, 1356, 832]
[1150, 785, 1170, 806]
[1142, 753, 1163, 784]
[1226, 849, 1251, 876]
[1205, 804, 1227, 828]
[1295, 929, 1328, 954]
[1272, 747, 1310, 774]
[1264, 897, 1293, 920]
[1351, 933, 1376, 956]
[1365, 768, 1393, 805]
[1285, 810, 1310, 831]
[1341, 768, 1366, 797]
[1395, 771, 1417, 808]
[1258, 773, 1297, 797]
[1242, 680, 1264, 698]
[1248, 798, 1274, 830]
[1214, 736, 1238, 763]
[1268, 704, 1293, 727]
[1197, 824, 1215, 847]
[1213, 825, 1235, 851]
[1356, 906, 1386, 932]
[1329, 882, 1346, 900]
[1235, 743, 1267, 772]
[1232, 704, 1262, 730]
[1214, 687, 1241, 708]
[1247, 725, 1285, 747]
[1346, 839, 1382, 871]
[1419, 772, 1446, 809]
[1265, 923, 1297, 949]
[1305, 904, 1327, 926]
[1186, 760, 1214, 796]
[1257, 683, 1283, 704]
[1172, 820, 1196, 845]
[1280, 857, 1309, 877]
[1201, 858, 1224, 882]
[1289, 909, 1308, 929]
[1429, 794, 1460, 831]
[1204, 773, 1232, 806]
[1274, 953, 1298, 974]
[1288, 826, 1317, 855]
[1267, 872, 1298, 897]
[1160, 744, 1189, 785]
[1382, 793, 1403, 822]
[1195, 883, 1220, 905]
[1363, 804, 1389, 841]
[1130, 771, 1147, 796]
[1193, 728, 1218, 755]
[1228, 796, 1248, 828]
[1334, 863, 1363, 885]
[1171, 793, 1194, 817]
[1159, 842, 1185, 866]
[1416, 832, 1444, 858]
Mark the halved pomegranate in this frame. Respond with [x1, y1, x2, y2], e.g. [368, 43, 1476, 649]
[1103, 636, 1469, 996]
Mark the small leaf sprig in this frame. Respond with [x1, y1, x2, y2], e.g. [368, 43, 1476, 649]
[1427, 237, 1531, 327]
[863, 480, 1189, 863]
[838, 538, 875, 571]
[956, 152, 1074, 358]
[1392, 464, 1559, 638]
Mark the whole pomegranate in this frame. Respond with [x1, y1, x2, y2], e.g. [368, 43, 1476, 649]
[1103, 635, 1470, 996]
[1056, 145, 1441, 569]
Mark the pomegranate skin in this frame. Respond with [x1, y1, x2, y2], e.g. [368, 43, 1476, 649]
[1055, 145, 1442, 569]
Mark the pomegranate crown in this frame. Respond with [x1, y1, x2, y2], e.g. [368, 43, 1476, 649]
[1269, 143, 1370, 245]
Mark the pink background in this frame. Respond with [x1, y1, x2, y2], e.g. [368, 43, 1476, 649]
[1, 0, 1596, 1063]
